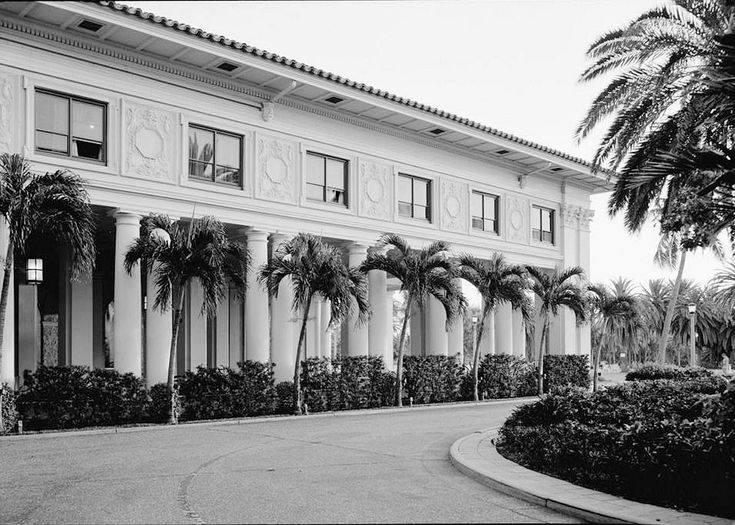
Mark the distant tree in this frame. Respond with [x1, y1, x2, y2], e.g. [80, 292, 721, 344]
[260, 233, 369, 415]
[361, 233, 466, 407]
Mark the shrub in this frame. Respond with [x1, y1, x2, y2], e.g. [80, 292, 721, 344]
[275, 381, 294, 414]
[498, 378, 735, 518]
[402, 356, 464, 404]
[543, 355, 590, 392]
[16, 366, 147, 430]
[1, 383, 18, 434]
[146, 383, 181, 423]
[476, 355, 537, 399]
[626, 363, 713, 382]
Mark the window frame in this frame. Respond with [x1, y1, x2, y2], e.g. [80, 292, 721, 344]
[532, 205, 555, 245]
[471, 190, 500, 234]
[305, 151, 349, 208]
[397, 173, 432, 222]
[187, 124, 243, 188]
[34, 88, 107, 165]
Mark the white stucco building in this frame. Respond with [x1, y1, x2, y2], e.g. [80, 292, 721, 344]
[0, 1, 609, 387]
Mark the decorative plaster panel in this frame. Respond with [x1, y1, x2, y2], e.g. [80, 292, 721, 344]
[561, 204, 581, 228]
[0, 75, 18, 155]
[579, 208, 595, 230]
[358, 159, 392, 220]
[256, 135, 298, 203]
[440, 180, 467, 233]
[124, 102, 175, 182]
[506, 195, 530, 245]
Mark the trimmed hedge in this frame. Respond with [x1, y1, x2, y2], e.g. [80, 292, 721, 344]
[498, 377, 734, 518]
[544, 354, 590, 392]
[459, 355, 537, 400]
[402, 356, 463, 404]
[625, 363, 713, 382]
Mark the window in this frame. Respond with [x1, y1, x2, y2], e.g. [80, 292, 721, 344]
[398, 174, 431, 221]
[305, 152, 348, 206]
[188, 125, 242, 186]
[35, 90, 106, 162]
[471, 191, 499, 233]
[532, 206, 555, 244]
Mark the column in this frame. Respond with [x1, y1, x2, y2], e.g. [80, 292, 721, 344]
[512, 308, 525, 358]
[215, 289, 229, 367]
[228, 288, 243, 366]
[368, 265, 390, 359]
[478, 309, 495, 357]
[188, 279, 207, 369]
[270, 233, 294, 383]
[579, 209, 594, 358]
[494, 301, 513, 355]
[560, 204, 580, 355]
[345, 243, 368, 356]
[0, 219, 14, 385]
[244, 229, 270, 363]
[71, 278, 94, 367]
[426, 295, 448, 356]
[146, 264, 171, 386]
[320, 299, 332, 359]
[113, 211, 142, 376]
[17, 285, 40, 376]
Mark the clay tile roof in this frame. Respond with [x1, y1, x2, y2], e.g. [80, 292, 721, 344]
[98, 1, 598, 171]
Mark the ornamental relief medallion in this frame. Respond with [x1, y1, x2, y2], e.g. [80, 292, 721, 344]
[506, 195, 530, 244]
[256, 135, 297, 203]
[124, 102, 175, 182]
[0, 76, 17, 155]
[358, 159, 391, 220]
[440, 180, 467, 233]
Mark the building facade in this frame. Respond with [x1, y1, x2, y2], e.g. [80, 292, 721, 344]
[0, 1, 608, 387]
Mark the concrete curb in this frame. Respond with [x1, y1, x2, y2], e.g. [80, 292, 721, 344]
[1, 396, 533, 441]
[450, 430, 732, 525]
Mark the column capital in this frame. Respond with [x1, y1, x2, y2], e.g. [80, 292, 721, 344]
[560, 203, 581, 228]
[579, 208, 595, 230]
[269, 232, 293, 244]
[348, 242, 369, 257]
[241, 227, 270, 243]
[110, 209, 142, 226]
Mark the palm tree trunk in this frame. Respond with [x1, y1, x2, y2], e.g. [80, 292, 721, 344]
[0, 241, 13, 434]
[537, 317, 549, 396]
[395, 295, 412, 407]
[472, 306, 489, 402]
[293, 296, 312, 415]
[167, 285, 185, 425]
[593, 333, 606, 392]
[658, 251, 687, 364]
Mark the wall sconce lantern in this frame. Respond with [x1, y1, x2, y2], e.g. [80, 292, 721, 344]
[27, 258, 43, 284]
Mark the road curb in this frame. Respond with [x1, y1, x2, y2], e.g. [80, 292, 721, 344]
[1, 396, 533, 441]
[449, 430, 731, 525]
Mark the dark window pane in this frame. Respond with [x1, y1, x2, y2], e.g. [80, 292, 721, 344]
[327, 189, 345, 204]
[472, 217, 484, 230]
[471, 192, 482, 218]
[398, 202, 412, 217]
[326, 158, 345, 190]
[306, 183, 324, 201]
[397, 175, 412, 202]
[216, 134, 240, 168]
[72, 100, 103, 142]
[73, 139, 102, 160]
[306, 154, 325, 185]
[414, 179, 428, 205]
[189, 160, 213, 179]
[215, 165, 239, 185]
[36, 92, 69, 135]
[36, 131, 68, 153]
[189, 128, 214, 163]
[542, 231, 552, 243]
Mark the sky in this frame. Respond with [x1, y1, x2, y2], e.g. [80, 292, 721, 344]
[125, 0, 727, 290]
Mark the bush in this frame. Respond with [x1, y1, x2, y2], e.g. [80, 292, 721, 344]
[543, 355, 590, 392]
[402, 356, 464, 404]
[146, 383, 181, 423]
[626, 363, 713, 381]
[477, 355, 537, 399]
[16, 366, 148, 430]
[1, 383, 18, 434]
[275, 381, 294, 414]
[498, 378, 735, 518]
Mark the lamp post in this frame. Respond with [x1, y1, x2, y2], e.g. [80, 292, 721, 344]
[687, 303, 696, 367]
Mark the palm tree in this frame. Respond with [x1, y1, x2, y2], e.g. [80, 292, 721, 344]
[457, 253, 532, 401]
[259, 233, 369, 415]
[124, 214, 249, 424]
[361, 233, 466, 407]
[526, 266, 588, 395]
[588, 279, 642, 391]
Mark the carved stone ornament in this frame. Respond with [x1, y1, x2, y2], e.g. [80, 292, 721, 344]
[506, 195, 530, 244]
[441, 180, 467, 233]
[124, 102, 175, 182]
[561, 204, 581, 228]
[0, 75, 16, 155]
[256, 135, 297, 203]
[579, 208, 595, 229]
[358, 159, 392, 220]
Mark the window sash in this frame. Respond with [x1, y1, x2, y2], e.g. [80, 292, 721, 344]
[398, 174, 431, 221]
[305, 152, 348, 206]
[532, 206, 555, 244]
[471, 191, 498, 232]
[188, 125, 242, 186]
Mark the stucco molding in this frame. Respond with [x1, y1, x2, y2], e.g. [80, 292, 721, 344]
[256, 134, 298, 203]
[440, 179, 468, 233]
[561, 203, 582, 228]
[123, 102, 176, 182]
[358, 159, 392, 220]
[0, 75, 17, 155]
[506, 195, 530, 245]
[579, 208, 595, 230]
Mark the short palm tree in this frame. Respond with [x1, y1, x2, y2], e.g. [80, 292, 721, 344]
[124, 214, 249, 424]
[259, 233, 369, 415]
[588, 280, 642, 391]
[361, 233, 466, 407]
[457, 253, 533, 401]
[526, 266, 588, 395]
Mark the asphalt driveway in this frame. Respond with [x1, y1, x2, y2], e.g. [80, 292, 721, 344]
[0, 401, 579, 524]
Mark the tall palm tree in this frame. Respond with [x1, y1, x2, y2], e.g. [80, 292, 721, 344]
[259, 233, 369, 415]
[124, 214, 249, 424]
[0, 153, 96, 432]
[457, 253, 533, 401]
[526, 266, 588, 395]
[588, 280, 642, 391]
[361, 233, 466, 407]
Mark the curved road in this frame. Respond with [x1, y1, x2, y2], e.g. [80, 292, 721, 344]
[0, 401, 578, 524]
